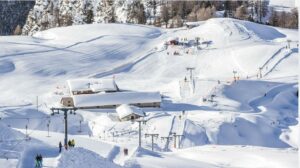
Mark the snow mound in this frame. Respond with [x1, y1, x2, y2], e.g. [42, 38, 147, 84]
[0, 60, 15, 73]
[181, 119, 209, 148]
[216, 116, 290, 148]
[57, 147, 122, 168]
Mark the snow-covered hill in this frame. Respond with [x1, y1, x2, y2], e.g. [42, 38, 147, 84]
[0, 18, 298, 168]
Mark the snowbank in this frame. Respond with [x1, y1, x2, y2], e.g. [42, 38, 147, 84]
[57, 147, 122, 168]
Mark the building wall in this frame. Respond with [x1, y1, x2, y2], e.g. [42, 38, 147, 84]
[76, 102, 161, 109]
[72, 90, 94, 95]
[120, 114, 142, 121]
[61, 97, 74, 107]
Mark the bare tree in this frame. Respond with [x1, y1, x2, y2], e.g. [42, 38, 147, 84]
[13, 25, 22, 35]
[235, 5, 248, 20]
[288, 8, 298, 29]
[269, 7, 279, 26]
[161, 5, 170, 28]
[172, 15, 183, 28]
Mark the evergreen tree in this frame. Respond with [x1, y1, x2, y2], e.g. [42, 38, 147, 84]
[83, 2, 94, 24]
[127, 1, 146, 24]
[96, 0, 116, 23]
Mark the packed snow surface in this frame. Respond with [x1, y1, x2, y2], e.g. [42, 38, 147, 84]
[0, 18, 298, 168]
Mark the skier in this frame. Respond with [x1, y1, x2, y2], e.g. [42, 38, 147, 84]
[39, 154, 43, 167]
[59, 141, 62, 153]
[38, 154, 43, 167]
[71, 139, 75, 148]
[35, 154, 39, 168]
[68, 140, 72, 148]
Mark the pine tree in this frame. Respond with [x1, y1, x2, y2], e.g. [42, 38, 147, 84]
[127, 1, 146, 24]
[96, 0, 116, 23]
[83, 2, 94, 24]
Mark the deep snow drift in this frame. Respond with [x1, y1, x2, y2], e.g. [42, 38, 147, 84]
[0, 18, 298, 168]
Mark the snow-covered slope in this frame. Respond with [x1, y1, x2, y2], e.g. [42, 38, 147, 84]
[0, 18, 298, 168]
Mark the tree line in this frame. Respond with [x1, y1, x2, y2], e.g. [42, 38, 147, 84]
[147, 0, 298, 29]
[16, 0, 299, 35]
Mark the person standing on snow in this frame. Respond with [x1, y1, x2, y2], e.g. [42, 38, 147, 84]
[59, 141, 63, 153]
[68, 140, 72, 148]
[35, 154, 39, 167]
[71, 139, 75, 148]
[37, 154, 43, 167]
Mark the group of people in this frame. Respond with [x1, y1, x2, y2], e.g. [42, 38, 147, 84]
[35, 154, 43, 168]
[35, 139, 76, 167]
[68, 139, 75, 148]
[58, 139, 76, 153]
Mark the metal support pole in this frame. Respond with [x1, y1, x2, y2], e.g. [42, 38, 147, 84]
[64, 110, 68, 149]
[138, 121, 141, 147]
[47, 124, 49, 137]
[151, 136, 154, 151]
[36, 96, 38, 113]
[175, 135, 184, 149]
[25, 125, 28, 138]
[233, 70, 237, 82]
[259, 67, 262, 78]
[51, 107, 77, 149]
[173, 133, 177, 148]
[145, 133, 159, 151]
[161, 136, 173, 151]
[186, 67, 195, 94]
[136, 120, 146, 148]
[79, 120, 82, 133]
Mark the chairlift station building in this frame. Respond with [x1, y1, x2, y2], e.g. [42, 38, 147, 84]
[60, 78, 161, 109]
